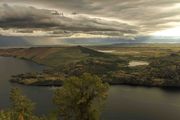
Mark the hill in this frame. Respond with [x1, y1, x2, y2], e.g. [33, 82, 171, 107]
[1, 46, 126, 86]
[0, 46, 119, 67]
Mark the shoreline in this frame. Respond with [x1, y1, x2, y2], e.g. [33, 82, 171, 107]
[10, 80, 180, 89]
[0, 55, 51, 68]
[0, 56, 178, 89]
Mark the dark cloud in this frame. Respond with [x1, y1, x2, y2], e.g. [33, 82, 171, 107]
[0, 4, 138, 38]
[0, 4, 58, 28]
[0, 0, 180, 38]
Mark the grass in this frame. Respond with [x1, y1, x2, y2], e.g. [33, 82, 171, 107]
[0, 46, 119, 67]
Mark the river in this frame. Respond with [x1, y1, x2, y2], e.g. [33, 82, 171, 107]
[0, 56, 180, 120]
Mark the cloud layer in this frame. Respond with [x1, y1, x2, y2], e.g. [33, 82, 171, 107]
[0, 4, 138, 39]
[0, 0, 180, 39]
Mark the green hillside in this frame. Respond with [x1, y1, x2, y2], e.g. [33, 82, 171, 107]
[0, 46, 119, 67]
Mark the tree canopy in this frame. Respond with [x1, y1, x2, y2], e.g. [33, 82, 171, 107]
[53, 73, 109, 120]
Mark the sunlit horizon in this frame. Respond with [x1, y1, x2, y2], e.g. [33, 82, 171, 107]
[152, 26, 180, 37]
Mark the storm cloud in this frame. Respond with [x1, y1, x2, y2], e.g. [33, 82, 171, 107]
[0, 0, 180, 38]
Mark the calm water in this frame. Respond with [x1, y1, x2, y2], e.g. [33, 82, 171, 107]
[1, 57, 180, 120]
[0, 56, 53, 114]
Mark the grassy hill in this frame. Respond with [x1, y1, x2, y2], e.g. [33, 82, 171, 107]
[0, 46, 119, 67]
[1, 46, 127, 86]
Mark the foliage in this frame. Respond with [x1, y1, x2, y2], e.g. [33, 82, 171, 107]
[62, 58, 121, 76]
[0, 110, 11, 120]
[146, 53, 180, 86]
[53, 73, 109, 120]
[148, 54, 179, 79]
[105, 52, 180, 87]
[9, 88, 35, 120]
[0, 88, 49, 120]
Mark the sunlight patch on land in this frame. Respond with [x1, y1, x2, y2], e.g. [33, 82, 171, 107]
[128, 61, 149, 67]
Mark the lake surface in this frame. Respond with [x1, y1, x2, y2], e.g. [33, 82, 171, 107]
[0, 56, 53, 114]
[1, 57, 180, 120]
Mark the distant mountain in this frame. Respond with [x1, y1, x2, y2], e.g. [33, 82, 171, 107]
[63, 36, 180, 45]
[0, 36, 179, 47]
[134, 36, 180, 43]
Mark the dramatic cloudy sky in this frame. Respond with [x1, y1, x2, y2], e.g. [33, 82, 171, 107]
[0, 0, 180, 44]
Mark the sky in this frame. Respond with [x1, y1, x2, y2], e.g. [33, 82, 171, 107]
[0, 0, 180, 45]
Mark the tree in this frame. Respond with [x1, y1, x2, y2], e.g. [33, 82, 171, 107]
[0, 88, 49, 120]
[0, 110, 11, 120]
[53, 73, 109, 120]
[10, 88, 35, 120]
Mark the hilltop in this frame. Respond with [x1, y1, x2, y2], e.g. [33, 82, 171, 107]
[0, 46, 119, 67]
